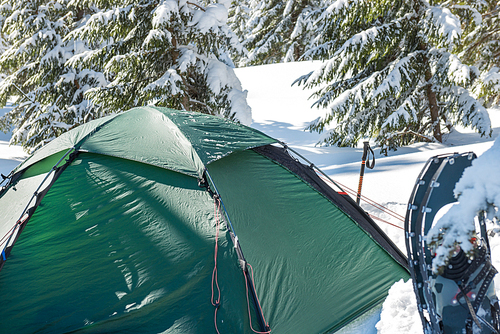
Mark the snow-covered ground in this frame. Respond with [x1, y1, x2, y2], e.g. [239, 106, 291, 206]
[0, 104, 25, 177]
[1, 61, 499, 333]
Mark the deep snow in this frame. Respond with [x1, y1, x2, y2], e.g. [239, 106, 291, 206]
[1, 61, 499, 333]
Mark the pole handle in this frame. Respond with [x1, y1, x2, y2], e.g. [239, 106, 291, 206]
[357, 142, 375, 204]
[363, 142, 375, 169]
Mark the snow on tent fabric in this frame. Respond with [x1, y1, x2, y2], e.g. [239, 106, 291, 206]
[0, 107, 409, 333]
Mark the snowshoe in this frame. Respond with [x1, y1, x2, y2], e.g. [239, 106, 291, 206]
[405, 152, 500, 334]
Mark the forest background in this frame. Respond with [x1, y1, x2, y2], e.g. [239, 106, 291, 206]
[0, 0, 498, 154]
[1, 0, 500, 283]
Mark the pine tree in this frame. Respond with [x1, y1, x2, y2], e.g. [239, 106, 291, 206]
[0, 35, 9, 83]
[0, 0, 105, 150]
[0, 34, 8, 77]
[67, 0, 251, 125]
[296, 0, 492, 153]
[0, 0, 250, 152]
[0, 4, 11, 77]
[227, 0, 251, 42]
[453, 0, 500, 105]
[239, 0, 324, 65]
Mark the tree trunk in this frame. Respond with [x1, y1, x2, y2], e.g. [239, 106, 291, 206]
[290, 0, 308, 61]
[170, 32, 190, 111]
[421, 43, 442, 143]
[426, 82, 443, 143]
[425, 78, 442, 142]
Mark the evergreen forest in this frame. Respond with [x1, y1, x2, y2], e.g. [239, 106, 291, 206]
[0, 0, 498, 152]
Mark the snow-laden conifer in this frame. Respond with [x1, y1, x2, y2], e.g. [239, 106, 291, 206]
[0, 0, 105, 151]
[296, 0, 492, 152]
[0, 0, 250, 151]
[454, 0, 500, 106]
[0, 9, 9, 81]
[239, 0, 324, 65]
[227, 0, 250, 42]
[67, 0, 251, 125]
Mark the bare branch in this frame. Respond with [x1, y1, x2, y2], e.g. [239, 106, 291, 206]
[186, 1, 205, 11]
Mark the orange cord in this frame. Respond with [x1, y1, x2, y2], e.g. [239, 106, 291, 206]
[369, 213, 404, 230]
[244, 263, 271, 334]
[212, 198, 221, 334]
[212, 197, 271, 334]
[318, 174, 406, 228]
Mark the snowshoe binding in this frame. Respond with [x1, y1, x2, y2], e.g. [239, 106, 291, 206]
[405, 152, 500, 334]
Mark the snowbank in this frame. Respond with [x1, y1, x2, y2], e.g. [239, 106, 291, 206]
[376, 279, 423, 334]
[1, 62, 500, 334]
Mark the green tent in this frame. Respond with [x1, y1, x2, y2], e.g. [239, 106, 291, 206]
[0, 107, 408, 333]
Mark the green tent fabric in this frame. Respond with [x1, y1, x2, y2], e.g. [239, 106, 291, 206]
[0, 107, 409, 333]
[13, 107, 275, 178]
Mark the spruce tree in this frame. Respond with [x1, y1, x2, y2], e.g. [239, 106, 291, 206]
[0, 0, 105, 150]
[0, 0, 250, 152]
[296, 0, 492, 152]
[67, 0, 251, 125]
[240, 0, 324, 65]
[228, 0, 251, 42]
[454, 0, 500, 105]
[0, 6, 11, 78]
[0, 34, 8, 78]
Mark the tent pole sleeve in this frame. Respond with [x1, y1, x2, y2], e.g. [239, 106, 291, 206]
[15, 147, 76, 226]
[244, 263, 270, 333]
[0, 147, 77, 270]
[276, 140, 345, 193]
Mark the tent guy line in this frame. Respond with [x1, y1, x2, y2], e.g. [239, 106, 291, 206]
[204, 171, 271, 334]
[274, 140, 406, 231]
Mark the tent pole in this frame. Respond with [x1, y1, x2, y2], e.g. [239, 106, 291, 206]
[205, 170, 237, 235]
[0, 146, 77, 267]
[276, 141, 345, 193]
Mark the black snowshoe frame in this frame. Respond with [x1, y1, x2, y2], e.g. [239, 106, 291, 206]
[405, 152, 500, 334]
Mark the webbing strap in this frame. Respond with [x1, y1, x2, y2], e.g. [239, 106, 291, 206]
[456, 259, 492, 300]
[473, 266, 498, 313]
[459, 284, 482, 329]
[460, 246, 487, 283]
[459, 260, 498, 332]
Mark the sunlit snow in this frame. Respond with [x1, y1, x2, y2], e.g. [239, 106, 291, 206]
[1, 61, 500, 334]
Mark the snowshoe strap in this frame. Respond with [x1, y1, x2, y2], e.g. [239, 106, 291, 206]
[492, 302, 500, 330]
[479, 315, 500, 334]
[459, 246, 487, 283]
[456, 260, 493, 300]
[473, 264, 498, 313]
[460, 283, 482, 329]
[459, 260, 498, 333]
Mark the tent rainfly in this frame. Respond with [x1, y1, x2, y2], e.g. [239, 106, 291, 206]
[0, 107, 409, 334]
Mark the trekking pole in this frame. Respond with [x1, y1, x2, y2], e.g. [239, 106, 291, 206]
[356, 141, 375, 205]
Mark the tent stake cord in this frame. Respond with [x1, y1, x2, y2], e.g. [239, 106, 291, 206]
[204, 170, 271, 334]
[205, 170, 237, 236]
[277, 141, 406, 231]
